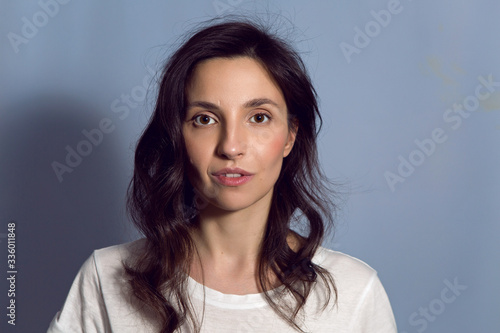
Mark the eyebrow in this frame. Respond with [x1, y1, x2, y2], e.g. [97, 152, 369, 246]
[187, 98, 280, 111]
[244, 98, 279, 108]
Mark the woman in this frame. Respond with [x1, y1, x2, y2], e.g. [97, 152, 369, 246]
[48, 20, 397, 332]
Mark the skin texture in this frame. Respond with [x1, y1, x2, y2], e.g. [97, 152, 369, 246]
[182, 57, 297, 294]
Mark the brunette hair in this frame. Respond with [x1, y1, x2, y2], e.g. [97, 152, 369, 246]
[125, 18, 338, 332]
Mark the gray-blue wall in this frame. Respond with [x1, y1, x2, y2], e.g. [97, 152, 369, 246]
[1, 0, 498, 332]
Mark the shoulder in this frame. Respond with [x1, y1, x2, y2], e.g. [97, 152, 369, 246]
[93, 238, 147, 265]
[313, 246, 377, 280]
[85, 238, 147, 283]
[309, 246, 397, 331]
[312, 246, 382, 304]
[48, 238, 157, 332]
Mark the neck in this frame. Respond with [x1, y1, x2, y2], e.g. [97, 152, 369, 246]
[187, 189, 302, 290]
[190, 193, 272, 264]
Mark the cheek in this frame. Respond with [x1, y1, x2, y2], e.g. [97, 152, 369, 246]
[270, 137, 287, 157]
[183, 134, 210, 174]
[186, 146, 207, 171]
[255, 133, 288, 169]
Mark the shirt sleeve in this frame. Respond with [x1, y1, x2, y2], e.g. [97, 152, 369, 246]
[47, 252, 111, 333]
[349, 273, 398, 332]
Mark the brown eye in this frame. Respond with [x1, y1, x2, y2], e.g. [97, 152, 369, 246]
[250, 113, 270, 123]
[194, 114, 215, 125]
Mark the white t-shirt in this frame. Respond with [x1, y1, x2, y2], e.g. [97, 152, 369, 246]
[47, 239, 397, 332]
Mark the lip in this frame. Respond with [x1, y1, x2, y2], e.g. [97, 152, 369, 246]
[213, 167, 253, 176]
[211, 167, 254, 186]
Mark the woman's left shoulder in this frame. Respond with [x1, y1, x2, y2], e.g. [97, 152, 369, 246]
[312, 246, 380, 286]
[310, 246, 397, 332]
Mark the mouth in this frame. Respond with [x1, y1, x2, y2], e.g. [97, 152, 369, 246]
[221, 173, 243, 177]
[212, 168, 254, 186]
[212, 167, 253, 177]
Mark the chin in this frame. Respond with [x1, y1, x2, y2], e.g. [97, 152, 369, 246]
[209, 198, 256, 212]
[200, 191, 270, 213]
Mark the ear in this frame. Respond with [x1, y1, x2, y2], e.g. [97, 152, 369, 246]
[283, 119, 298, 158]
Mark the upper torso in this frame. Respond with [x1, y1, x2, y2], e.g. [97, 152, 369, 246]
[47, 238, 398, 332]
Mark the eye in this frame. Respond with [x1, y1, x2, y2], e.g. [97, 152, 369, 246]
[250, 113, 271, 124]
[194, 114, 216, 126]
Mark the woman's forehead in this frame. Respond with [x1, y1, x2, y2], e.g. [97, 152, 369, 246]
[186, 57, 285, 106]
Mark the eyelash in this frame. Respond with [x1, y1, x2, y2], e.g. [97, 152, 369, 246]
[192, 113, 271, 126]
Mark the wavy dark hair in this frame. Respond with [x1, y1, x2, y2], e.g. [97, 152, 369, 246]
[125, 19, 338, 333]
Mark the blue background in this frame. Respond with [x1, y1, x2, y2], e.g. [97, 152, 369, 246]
[1, 0, 499, 332]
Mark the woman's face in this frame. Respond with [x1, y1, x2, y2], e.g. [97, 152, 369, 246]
[182, 56, 296, 213]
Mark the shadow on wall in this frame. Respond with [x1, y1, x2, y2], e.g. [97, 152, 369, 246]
[0, 95, 134, 331]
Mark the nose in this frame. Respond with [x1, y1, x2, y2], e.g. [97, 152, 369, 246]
[216, 120, 247, 159]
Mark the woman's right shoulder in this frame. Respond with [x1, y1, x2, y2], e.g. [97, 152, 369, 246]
[94, 237, 147, 259]
[89, 238, 148, 276]
[48, 240, 158, 332]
